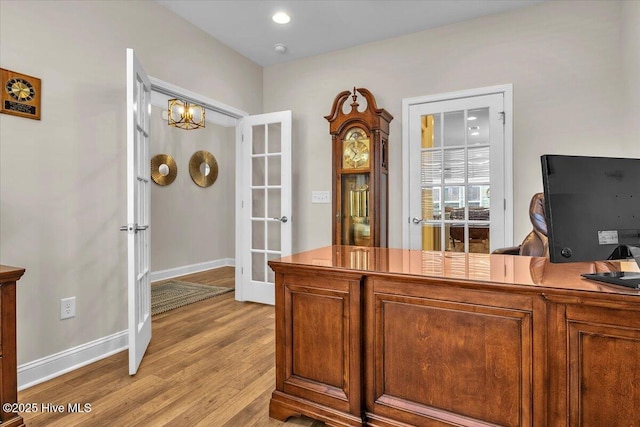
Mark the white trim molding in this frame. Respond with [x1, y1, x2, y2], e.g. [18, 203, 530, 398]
[150, 258, 235, 283]
[149, 76, 247, 128]
[18, 330, 128, 390]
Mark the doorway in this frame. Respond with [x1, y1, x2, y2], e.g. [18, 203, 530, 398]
[147, 78, 244, 286]
[149, 104, 236, 278]
[127, 51, 292, 374]
[146, 77, 292, 306]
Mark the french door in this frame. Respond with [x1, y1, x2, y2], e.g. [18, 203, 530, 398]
[236, 111, 292, 305]
[125, 48, 151, 375]
[404, 89, 512, 253]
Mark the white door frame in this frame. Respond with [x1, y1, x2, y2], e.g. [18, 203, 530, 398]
[401, 84, 514, 249]
[149, 77, 247, 126]
[147, 78, 251, 298]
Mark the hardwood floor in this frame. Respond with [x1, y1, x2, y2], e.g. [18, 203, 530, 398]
[19, 267, 324, 426]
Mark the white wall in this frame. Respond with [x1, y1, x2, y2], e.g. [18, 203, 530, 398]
[150, 106, 236, 272]
[621, 0, 640, 153]
[0, 0, 261, 366]
[264, 0, 639, 253]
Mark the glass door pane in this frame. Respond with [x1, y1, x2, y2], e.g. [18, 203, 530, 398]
[250, 122, 283, 285]
[341, 173, 370, 246]
[420, 107, 491, 254]
[407, 92, 506, 253]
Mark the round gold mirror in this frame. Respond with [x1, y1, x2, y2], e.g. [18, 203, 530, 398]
[189, 150, 218, 188]
[151, 154, 177, 186]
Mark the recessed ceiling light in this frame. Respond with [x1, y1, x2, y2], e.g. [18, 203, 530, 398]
[272, 12, 291, 24]
[470, 132, 480, 136]
[467, 116, 477, 121]
[274, 43, 287, 53]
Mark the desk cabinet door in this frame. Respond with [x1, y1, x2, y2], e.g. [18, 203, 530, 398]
[276, 272, 363, 417]
[366, 278, 538, 427]
[562, 305, 640, 427]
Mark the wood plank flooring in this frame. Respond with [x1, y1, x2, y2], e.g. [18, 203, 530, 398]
[18, 267, 324, 426]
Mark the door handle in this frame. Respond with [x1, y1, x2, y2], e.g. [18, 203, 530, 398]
[412, 217, 424, 224]
[272, 216, 288, 223]
[119, 224, 149, 233]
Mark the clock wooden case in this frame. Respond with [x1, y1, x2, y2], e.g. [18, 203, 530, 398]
[325, 88, 393, 247]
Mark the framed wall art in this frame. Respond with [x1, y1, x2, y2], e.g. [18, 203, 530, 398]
[1, 68, 41, 120]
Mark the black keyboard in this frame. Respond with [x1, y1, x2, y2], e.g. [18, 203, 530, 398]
[581, 272, 640, 289]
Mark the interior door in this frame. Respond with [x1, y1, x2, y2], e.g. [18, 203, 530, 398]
[124, 48, 152, 375]
[407, 94, 505, 253]
[236, 111, 292, 305]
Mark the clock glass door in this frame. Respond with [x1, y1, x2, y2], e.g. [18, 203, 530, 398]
[340, 173, 370, 246]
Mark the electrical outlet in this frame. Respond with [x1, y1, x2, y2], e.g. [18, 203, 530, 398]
[61, 297, 76, 320]
[312, 191, 331, 204]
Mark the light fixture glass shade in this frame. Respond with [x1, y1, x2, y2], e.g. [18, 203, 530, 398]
[168, 99, 205, 130]
[272, 12, 291, 24]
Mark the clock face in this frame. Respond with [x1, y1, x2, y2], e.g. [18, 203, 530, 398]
[6, 78, 35, 101]
[342, 127, 370, 169]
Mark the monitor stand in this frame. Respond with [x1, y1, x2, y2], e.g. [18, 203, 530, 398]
[581, 245, 640, 289]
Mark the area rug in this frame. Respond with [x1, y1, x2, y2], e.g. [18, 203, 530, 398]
[151, 280, 233, 315]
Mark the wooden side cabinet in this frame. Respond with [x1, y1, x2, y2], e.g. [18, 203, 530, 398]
[0, 265, 25, 427]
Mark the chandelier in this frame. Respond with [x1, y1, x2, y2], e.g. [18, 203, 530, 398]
[167, 99, 205, 130]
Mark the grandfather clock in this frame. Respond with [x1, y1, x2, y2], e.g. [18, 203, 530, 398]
[325, 87, 393, 247]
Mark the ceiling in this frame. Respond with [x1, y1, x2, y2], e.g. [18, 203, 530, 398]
[157, 0, 546, 67]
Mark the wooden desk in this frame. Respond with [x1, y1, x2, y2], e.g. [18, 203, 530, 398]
[0, 265, 25, 427]
[268, 246, 640, 426]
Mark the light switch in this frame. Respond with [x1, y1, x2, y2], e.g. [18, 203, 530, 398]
[312, 191, 331, 204]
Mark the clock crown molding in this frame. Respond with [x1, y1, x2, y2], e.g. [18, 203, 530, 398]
[325, 87, 393, 136]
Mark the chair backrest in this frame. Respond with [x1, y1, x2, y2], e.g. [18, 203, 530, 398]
[519, 192, 549, 257]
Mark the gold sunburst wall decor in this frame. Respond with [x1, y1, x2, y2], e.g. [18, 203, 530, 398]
[189, 150, 218, 188]
[150, 154, 177, 186]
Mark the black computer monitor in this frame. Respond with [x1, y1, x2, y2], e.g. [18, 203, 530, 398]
[541, 154, 640, 289]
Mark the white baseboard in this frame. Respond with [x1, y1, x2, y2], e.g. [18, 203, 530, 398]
[150, 258, 235, 283]
[18, 330, 128, 390]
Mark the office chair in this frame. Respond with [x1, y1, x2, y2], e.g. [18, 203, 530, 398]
[493, 192, 548, 257]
